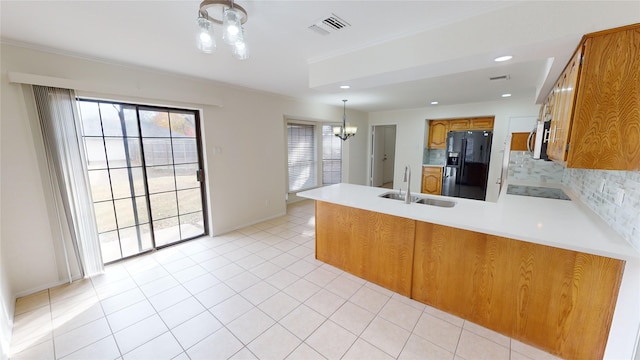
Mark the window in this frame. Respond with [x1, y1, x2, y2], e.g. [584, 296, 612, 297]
[287, 123, 316, 192]
[287, 121, 342, 193]
[322, 125, 342, 185]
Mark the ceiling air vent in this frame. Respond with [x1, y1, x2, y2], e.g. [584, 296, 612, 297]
[489, 74, 511, 81]
[308, 13, 351, 36]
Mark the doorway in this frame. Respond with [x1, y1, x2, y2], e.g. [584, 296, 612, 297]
[371, 125, 397, 188]
[78, 99, 208, 263]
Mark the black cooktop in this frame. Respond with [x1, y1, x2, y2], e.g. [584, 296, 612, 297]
[506, 185, 571, 200]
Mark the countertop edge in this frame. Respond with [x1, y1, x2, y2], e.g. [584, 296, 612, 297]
[297, 183, 639, 261]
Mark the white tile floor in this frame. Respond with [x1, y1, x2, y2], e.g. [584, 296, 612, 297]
[10, 200, 562, 360]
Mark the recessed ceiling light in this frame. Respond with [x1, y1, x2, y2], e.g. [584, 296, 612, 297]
[340, 85, 350, 89]
[494, 55, 513, 62]
[430, 101, 439, 105]
[501, 93, 512, 97]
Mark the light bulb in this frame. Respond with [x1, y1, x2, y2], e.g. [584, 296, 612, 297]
[223, 8, 243, 45]
[196, 16, 215, 53]
[232, 27, 249, 60]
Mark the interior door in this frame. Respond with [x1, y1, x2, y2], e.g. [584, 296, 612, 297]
[371, 126, 385, 187]
[371, 125, 397, 187]
[383, 126, 396, 184]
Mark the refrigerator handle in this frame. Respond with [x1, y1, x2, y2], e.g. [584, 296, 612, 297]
[460, 138, 467, 179]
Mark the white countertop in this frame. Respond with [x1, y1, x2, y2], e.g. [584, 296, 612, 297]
[298, 182, 639, 261]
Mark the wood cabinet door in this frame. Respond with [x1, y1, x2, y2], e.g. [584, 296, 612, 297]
[428, 120, 449, 149]
[510, 132, 531, 151]
[469, 117, 494, 130]
[547, 46, 582, 163]
[421, 167, 442, 195]
[449, 119, 470, 131]
[567, 26, 640, 169]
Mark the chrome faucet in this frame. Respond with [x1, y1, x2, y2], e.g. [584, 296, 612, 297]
[403, 165, 411, 204]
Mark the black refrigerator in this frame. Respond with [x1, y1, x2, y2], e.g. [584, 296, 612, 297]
[442, 130, 492, 200]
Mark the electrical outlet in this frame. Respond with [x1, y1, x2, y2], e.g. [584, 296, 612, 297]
[614, 188, 625, 206]
[598, 179, 605, 193]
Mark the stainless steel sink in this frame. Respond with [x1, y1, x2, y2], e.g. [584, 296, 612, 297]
[379, 192, 420, 202]
[416, 198, 456, 207]
[378, 192, 456, 207]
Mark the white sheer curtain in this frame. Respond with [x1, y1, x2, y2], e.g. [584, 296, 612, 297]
[33, 86, 104, 277]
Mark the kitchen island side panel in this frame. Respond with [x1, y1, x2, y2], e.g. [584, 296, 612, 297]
[412, 222, 625, 360]
[315, 201, 415, 297]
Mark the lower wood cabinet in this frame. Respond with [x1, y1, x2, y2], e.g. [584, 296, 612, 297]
[421, 166, 443, 195]
[412, 222, 624, 360]
[314, 201, 625, 360]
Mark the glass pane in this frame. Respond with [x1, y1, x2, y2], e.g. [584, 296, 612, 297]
[170, 112, 196, 138]
[143, 138, 173, 166]
[85, 138, 107, 170]
[180, 212, 204, 240]
[147, 166, 176, 194]
[177, 189, 203, 214]
[122, 106, 139, 137]
[110, 167, 146, 199]
[120, 225, 152, 257]
[114, 197, 149, 228]
[99, 103, 124, 137]
[94, 201, 116, 233]
[150, 192, 178, 220]
[154, 217, 180, 247]
[88, 170, 111, 202]
[99, 231, 121, 263]
[175, 164, 199, 190]
[125, 138, 142, 166]
[172, 138, 198, 164]
[140, 110, 171, 138]
[105, 138, 128, 168]
[78, 101, 102, 136]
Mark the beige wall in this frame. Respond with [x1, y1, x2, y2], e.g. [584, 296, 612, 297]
[369, 100, 540, 202]
[0, 43, 368, 341]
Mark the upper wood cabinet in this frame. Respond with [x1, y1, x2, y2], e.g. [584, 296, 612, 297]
[510, 132, 531, 151]
[421, 166, 443, 195]
[427, 117, 495, 149]
[469, 117, 495, 130]
[547, 46, 582, 163]
[428, 120, 449, 149]
[545, 23, 640, 170]
[449, 119, 470, 131]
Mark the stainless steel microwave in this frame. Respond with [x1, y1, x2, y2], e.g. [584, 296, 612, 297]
[528, 120, 551, 160]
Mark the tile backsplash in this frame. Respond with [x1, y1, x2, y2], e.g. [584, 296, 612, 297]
[563, 168, 640, 251]
[506, 151, 639, 251]
[423, 148, 446, 165]
[507, 151, 565, 183]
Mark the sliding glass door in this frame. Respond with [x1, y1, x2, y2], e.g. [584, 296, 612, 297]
[78, 100, 207, 263]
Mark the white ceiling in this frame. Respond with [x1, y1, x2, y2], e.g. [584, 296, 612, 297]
[1, 1, 638, 112]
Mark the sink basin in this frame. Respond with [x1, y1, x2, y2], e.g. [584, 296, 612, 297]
[416, 198, 456, 207]
[379, 192, 420, 202]
[378, 192, 456, 207]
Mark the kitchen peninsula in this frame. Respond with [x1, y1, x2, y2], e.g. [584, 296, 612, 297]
[298, 183, 639, 360]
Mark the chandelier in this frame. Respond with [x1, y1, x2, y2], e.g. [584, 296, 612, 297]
[196, 0, 249, 60]
[334, 100, 357, 141]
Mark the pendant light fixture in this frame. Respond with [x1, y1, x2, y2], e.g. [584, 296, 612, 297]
[196, 0, 248, 60]
[334, 100, 357, 141]
[196, 13, 216, 53]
